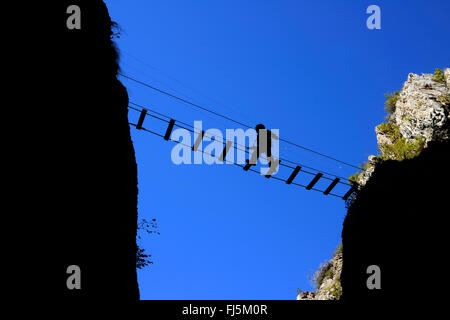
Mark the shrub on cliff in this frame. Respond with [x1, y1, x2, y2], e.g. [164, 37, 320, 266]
[375, 120, 425, 161]
[314, 261, 332, 289]
[136, 218, 160, 269]
[136, 245, 152, 269]
[378, 136, 425, 161]
[433, 68, 446, 83]
[334, 242, 343, 256]
[384, 91, 400, 117]
[347, 161, 372, 184]
[348, 173, 360, 184]
[376, 122, 402, 141]
[439, 94, 450, 106]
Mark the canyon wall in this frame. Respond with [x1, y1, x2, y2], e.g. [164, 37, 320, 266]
[14, 1, 140, 302]
[298, 68, 449, 302]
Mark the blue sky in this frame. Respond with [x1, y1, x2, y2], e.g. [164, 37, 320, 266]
[105, 0, 449, 299]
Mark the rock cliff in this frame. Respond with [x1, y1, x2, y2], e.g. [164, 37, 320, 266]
[13, 1, 140, 302]
[297, 246, 342, 300]
[356, 68, 450, 186]
[298, 68, 449, 301]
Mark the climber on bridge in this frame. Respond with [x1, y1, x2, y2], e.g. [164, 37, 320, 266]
[246, 124, 280, 176]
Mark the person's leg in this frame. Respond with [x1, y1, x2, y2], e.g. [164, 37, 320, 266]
[249, 148, 258, 164]
[265, 156, 280, 176]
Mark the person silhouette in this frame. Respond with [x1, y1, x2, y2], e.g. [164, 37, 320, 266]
[246, 124, 280, 176]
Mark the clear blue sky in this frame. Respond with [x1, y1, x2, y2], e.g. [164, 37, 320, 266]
[105, 0, 449, 299]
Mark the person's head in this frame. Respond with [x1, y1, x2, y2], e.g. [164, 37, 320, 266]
[255, 124, 265, 132]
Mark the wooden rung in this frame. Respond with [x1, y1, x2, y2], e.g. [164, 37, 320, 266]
[219, 141, 233, 162]
[192, 130, 205, 151]
[286, 166, 301, 184]
[323, 178, 340, 195]
[136, 109, 147, 130]
[342, 184, 357, 200]
[306, 173, 323, 190]
[164, 119, 176, 141]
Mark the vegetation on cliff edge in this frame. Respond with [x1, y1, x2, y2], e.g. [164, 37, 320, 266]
[433, 68, 446, 84]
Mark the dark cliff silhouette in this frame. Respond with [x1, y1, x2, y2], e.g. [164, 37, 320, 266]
[341, 138, 450, 303]
[13, 1, 139, 301]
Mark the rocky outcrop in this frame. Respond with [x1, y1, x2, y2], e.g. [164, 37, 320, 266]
[392, 72, 449, 143]
[341, 68, 450, 303]
[297, 249, 342, 300]
[356, 68, 449, 186]
[298, 68, 449, 301]
[445, 68, 450, 87]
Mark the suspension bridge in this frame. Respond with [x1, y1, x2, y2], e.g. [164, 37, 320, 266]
[124, 87, 358, 200]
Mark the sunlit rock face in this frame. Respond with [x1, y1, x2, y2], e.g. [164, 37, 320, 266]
[297, 251, 343, 301]
[358, 68, 449, 187]
[392, 70, 450, 143]
[341, 69, 450, 303]
[297, 68, 449, 302]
